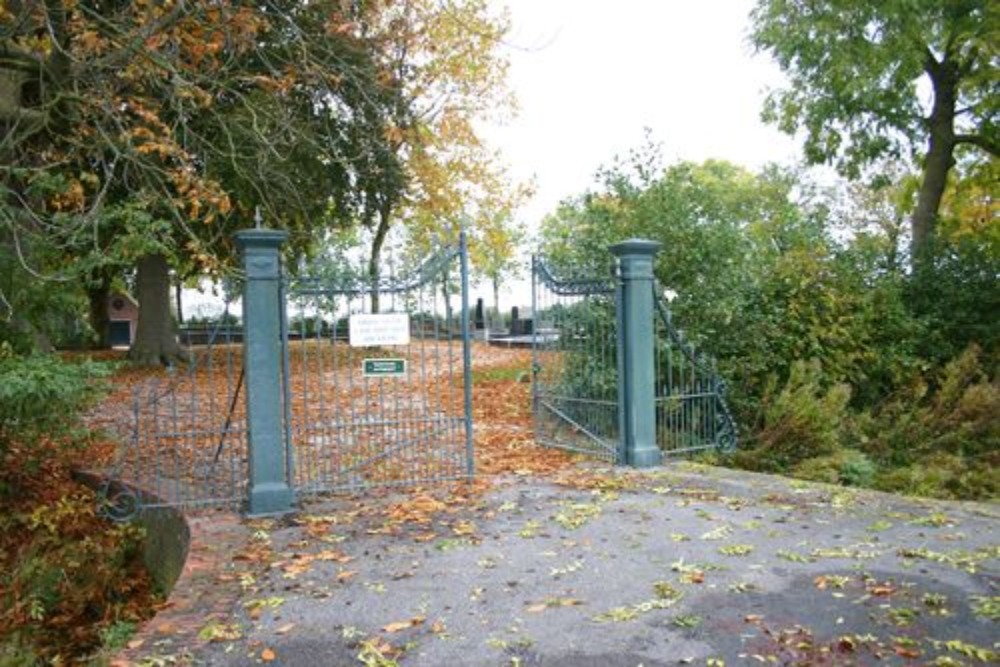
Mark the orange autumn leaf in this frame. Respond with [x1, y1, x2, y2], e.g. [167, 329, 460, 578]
[381, 616, 425, 633]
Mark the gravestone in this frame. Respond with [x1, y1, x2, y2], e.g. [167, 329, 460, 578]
[510, 306, 534, 336]
[474, 298, 485, 330]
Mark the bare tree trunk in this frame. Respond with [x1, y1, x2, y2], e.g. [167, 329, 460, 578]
[367, 204, 392, 314]
[174, 281, 184, 325]
[912, 56, 958, 263]
[912, 133, 954, 262]
[129, 253, 189, 367]
[86, 282, 111, 349]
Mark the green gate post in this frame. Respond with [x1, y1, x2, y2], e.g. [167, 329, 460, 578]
[610, 239, 663, 468]
[236, 229, 295, 515]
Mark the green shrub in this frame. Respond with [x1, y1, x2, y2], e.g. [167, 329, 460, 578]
[907, 238, 1000, 366]
[0, 353, 110, 440]
[0, 353, 111, 497]
[861, 344, 999, 467]
[874, 452, 1000, 501]
[793, 449, 876, 487]
[0, 641, 39, 667]
[851, 344, 999, 500]
[0, 491, 150, 664]
[734, 359, 852, 472]
[0, 352, 153, 663]
[99, 620, 137, 653]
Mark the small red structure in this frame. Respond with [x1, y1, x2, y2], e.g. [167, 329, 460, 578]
[107, 291, 139, 347]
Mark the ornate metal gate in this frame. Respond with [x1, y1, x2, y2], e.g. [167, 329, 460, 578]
[281, 237, 474, 495]
[531, 248, 737, 464]
[531, 258, 620, 461]
[653, 290, 738, 455]
[94, 303, 250, 519]
[95, 232, 474, 519]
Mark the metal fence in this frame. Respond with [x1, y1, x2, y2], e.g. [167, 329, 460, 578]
[94, 304, 249, 519]
[281, 239, 474, 496]
[531, 243, 738, 466]
[531, 258, 620, 462]
[94, 232, 474, 519]
[653, 289, 738, 455]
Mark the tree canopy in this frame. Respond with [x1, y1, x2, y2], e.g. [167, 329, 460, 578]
[750, 0, 999, 258]
[2, 0, 405, 244]
[357, 0, 520, 307]
[0, 0, 408, 359]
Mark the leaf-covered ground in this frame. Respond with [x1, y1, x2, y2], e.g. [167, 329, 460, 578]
[0, 436, 159, 665]
[113, 348, 999, 667]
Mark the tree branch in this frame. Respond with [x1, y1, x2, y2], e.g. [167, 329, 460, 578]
[954, 134, 1000, 157]
[73, 0, 189, 75]
[922, 45, 942, 81]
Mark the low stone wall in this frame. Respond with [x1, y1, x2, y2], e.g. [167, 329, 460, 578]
[134, 506, 190, 594]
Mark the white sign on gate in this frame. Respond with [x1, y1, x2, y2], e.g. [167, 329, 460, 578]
[349, 313, 410, 347]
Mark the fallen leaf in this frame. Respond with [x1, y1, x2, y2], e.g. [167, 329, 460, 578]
[337, 570, 358, 582]
[452, 521, 476, 536]
[527, 598, 583, 612]
[382, 616, 425, 633]
[198, 623, 242, 642]
[683, 571, 705, 584]
[261, 648, 276, 662]
[276, 623, 296, 635]
[315, 549, 353, 563]
[868, 583, 896, 596]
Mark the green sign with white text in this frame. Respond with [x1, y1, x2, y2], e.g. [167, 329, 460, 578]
[362, 358, 406, 377]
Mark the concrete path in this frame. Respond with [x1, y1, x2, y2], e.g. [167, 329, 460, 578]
[123, 462, 999, 666]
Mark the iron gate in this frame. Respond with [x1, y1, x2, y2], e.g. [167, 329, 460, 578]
[531, 252, 737, 464]
[95, 233, 474, 519]
[653, 288, 738, 454]
[531, 258, 620, 461]
[93, 299, 250, 519]
[280, 237, 474, 495]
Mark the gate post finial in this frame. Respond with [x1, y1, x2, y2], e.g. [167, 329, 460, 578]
[235, 228, 295, 515]
[610, 239, 663, 468]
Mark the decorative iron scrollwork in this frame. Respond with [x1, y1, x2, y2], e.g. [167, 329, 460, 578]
[533, 257, 616, 296]
[97, 481, 139, 523]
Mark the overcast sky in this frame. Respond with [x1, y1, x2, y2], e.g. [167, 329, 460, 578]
[189, 1, 807, 317]
[485, 0, 802, 228]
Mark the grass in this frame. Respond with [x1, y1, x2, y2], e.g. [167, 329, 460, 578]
[471, 366, 527, 384]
